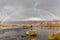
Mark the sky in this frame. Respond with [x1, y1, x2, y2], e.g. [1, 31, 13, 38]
[0, 0, 60, 23]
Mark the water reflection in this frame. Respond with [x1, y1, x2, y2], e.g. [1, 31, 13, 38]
[0, 27, 59, 40]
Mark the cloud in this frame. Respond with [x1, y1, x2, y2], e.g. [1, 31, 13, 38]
[2, 8, 60, 23]
[0, 0, 60, 23]
[22, 17, 42, 21]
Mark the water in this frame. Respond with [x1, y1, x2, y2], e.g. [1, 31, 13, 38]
[0, 27, 59, 40]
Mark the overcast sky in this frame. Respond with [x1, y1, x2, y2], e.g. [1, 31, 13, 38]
[0, 0, 60, 23]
